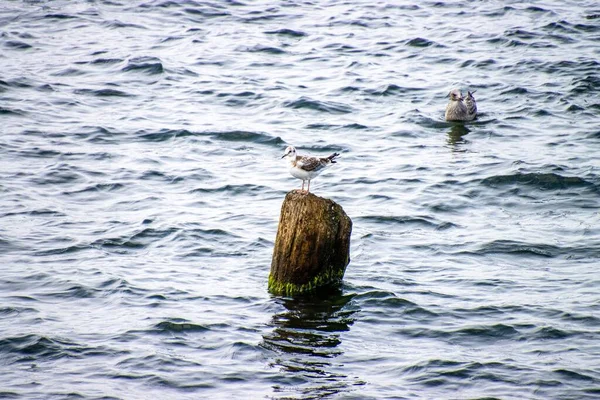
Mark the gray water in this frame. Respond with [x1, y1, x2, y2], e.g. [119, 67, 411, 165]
[1, 1, 600, 399]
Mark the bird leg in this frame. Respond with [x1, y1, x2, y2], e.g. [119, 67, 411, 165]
[307, 180, 311, 193]
[301, 180, 305, 192]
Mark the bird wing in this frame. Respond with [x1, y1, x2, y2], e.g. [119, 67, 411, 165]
[296, 155, 323, 171]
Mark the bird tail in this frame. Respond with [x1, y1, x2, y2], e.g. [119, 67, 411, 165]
[465, 92, 477, 117]
[326, 152, 340, 164]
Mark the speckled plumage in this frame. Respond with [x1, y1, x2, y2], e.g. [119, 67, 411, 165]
[445, 89, 477, 121]
[282, 146, 339, 193]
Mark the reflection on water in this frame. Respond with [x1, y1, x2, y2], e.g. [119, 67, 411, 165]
[447, 123, 471, 146]
[262, 288, 361, 399]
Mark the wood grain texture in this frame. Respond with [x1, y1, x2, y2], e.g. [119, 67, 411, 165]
[269, 190, 352, 295]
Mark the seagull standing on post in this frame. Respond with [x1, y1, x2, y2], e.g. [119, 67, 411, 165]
[281, 146, 339, 193]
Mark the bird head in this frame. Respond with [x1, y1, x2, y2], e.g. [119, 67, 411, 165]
[282, 146, 296, 159]
[448, 89, 463, 101]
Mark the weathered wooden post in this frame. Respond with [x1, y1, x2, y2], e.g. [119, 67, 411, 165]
[269, 190, 352, 296]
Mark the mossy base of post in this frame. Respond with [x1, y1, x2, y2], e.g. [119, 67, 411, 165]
[269, 190, 352, 296]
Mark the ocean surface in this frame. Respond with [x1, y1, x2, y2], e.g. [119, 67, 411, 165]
[1, 1, 600, 399]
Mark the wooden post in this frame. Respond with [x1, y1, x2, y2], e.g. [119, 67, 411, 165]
[269, 191, 352, 296]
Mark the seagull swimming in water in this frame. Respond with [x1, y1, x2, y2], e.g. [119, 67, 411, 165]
[281, 146, 339, 193]
[445, 89, 477, 121]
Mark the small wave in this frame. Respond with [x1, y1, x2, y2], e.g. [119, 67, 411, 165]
[402, 358, 464, 375]
[4, 40, 32, 49]
[542, 59, 600, 75]
[0, 334, 96, 361]
[0, 77, 33, 89]
[480, 172, 593, 191]
[542, 20, 577, 34]
[136, 128, 195, 141]
[486, 36, 509, 45]
[244, 44, 286, 55]
[89, 228, 178, 251]
[63, 182, 125, 195]
[505, 28, 542, 40]
[122, 57, 164, 74]
[41, 284, 100, 299]
[364, 84, 424, 97]
[50, 68, 87, 77]
[405, 37, 442, 48]
[43, 13, 77, 20]
[31, 164, 84, 186]
[533, 326, 573, 340]
[571, 75, 600, 94]
[181, 227, 237, 239]
[36, 84, 54, 92]
[337, 85, 361, 93]
[566, 104, 584, 112]
[216, 90, 264, 106]
[136, 129, 283, 145]
[88, 57, 124, 65]
[302, 143, 345, 153]
[73, 126, 125, 143]
[357, 215, 451, 230]
[532, 109, 553, 117]
[460, 59, 497, 68]
[408, 113, 451, 129]
[452, 305, 517, 318]
[543, 34, 576, 45]
[506, 39, 527, 47]
[140, 170, 184, 184]
[192, 184, 270, 196]
[399, 323, 520, 341]
[103, 20, 146, 29]
[475, 240, 560, 258]
[500, 87, 528, 95]
[0, 306, 35, 319]
[323, 43, 364, 54]
[554, 369, 596, 382]
[183, 7, 230, 18]
[128, 227, 178, 244]
[33, 245, 89, 257]
[559, 311, 600, 326]
[153, 320, 210, 334]
[305, 122, 368, 130]
[525, 6, 554, 13]
[74, 88, 134, 97]
[452, 323, 520, 339]
[217, 90, 260, 98]
[355, 291, 439, 318]
[283, 96, 353, 114]
[264, 28, 307, 37]
[574, 23, 600, 33]
[0, 107, 26, 116]
[215, 129, 283, 145]
[355, 289, 409, 301]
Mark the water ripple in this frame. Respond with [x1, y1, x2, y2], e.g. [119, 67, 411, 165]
[283, 96, 353, 114]
[1, 1, 599, 398]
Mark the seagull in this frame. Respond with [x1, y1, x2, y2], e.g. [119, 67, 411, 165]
[445, 89, 477, 121]
[281, 146, 339, 193]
